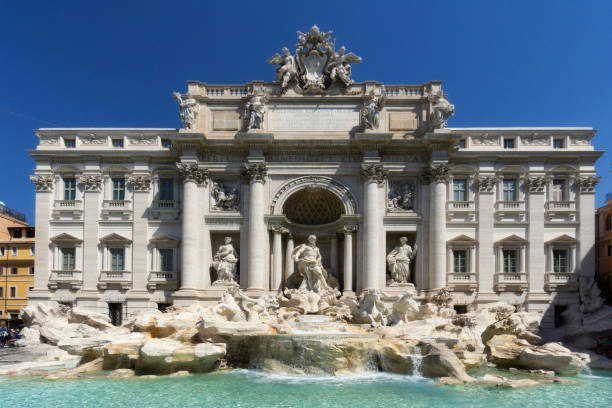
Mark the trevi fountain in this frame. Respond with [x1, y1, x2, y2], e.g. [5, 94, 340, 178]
[4, 26, 612, 407]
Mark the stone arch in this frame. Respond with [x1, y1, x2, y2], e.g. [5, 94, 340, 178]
[270, 176, 357, 217]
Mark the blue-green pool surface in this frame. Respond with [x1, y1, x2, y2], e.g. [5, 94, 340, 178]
[2, 369, 611, 408]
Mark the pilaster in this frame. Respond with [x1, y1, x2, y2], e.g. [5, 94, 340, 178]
[81, 171, 102, 292]
[526, 175, 547, 295]
[576, 175, 600, 278]
[476, 174, 497, 299]
[127, 173, 152, 292]
[29, 175, 53, 300]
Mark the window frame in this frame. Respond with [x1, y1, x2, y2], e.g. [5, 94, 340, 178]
[552, 248, 569, 273]
[112, 178, 126, 201]
[9, 286, 17, 298]
[502, 179, 517, 202]
[63, 177, 77, 200]
[503, 138, 515, 149]
[502, 249, 518, 273]
[109, 247, 125, 271]
[159, 177, 175, 201]
[453, 179, 468, 202]
[111, 138, 124, 148]
[452, 249, 468, 273]
[553, 138, 564, 149]
[159, 248, 174, 272]
[61, 247, 76, 271]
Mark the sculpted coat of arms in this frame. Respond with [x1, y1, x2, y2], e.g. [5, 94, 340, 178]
[267, 25, 362, 93]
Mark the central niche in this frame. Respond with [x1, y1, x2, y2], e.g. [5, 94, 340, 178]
[283, 187, 344, 225]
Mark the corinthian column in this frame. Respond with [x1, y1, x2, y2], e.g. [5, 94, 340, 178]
[424, 164, 448, 290]
[271, 225, 285, 292]
[361, 164, 387, 290]
[244, 163, 268, 291]
[177, 163, 207, 291]
[284, 231, 294, 282]
[343, 225, 357, 296]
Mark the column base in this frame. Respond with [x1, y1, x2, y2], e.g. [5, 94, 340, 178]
[172, 289, 200, 307]
[341, 290, 356, 298]
[245, 287, 268, 297]
[26, 289, 52, 304]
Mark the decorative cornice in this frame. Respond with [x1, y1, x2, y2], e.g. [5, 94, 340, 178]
[243, 163, 268, 183]
[30, 175, 54, 192]
[420, 164, 449, 184]
[127, 175, 152, 192]
[78, 174, 103, 192]
[360, 164, 388, 186]
[177, 163, 208, 185]
[525, 176, 548, 193]
[476, 176, 498, 193]
[576, 175, 600, 194]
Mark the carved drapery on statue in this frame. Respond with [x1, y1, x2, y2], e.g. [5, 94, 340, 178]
[78, 174, 103, 192]
[127, 175, 152, 192]
[173, 92, 198, 130]
[30, 175, 54, 192]
[361, 92, 385, 130]
[243, 163, 268, 183]
[386, 237, 417, 286]
[289, 234, 331, 293]
[267, 25, 361, 94]
[212, 237, 239, 285]
[360, 164, 388, 186]
[241, 93, 266, 130]
[211, 180, 240, 212]
[387, 180, 416, 211]
[177, 163, 208, 185]
[428, 92, 455, 131]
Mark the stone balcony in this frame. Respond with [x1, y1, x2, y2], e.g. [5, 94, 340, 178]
[447, 272, 478, 291]
[494, 273, 528, 291]
[446, 201, 476, 223]
[544, 272, 577, 292]
[51, 200, 83, 220]
[545, 201, 577, 222]
[147, 271, 179, 290]
[150, 200, 180, 220]
[48, 270, 83, 290]
[494, 201, 526, 223]
[98, 270, 132, 290]
[101, 200, 132, 220]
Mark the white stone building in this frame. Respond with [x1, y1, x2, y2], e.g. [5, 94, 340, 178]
[27, 26, 602, 327]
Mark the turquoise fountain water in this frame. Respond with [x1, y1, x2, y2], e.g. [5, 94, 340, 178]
[2, 369, 612, 408]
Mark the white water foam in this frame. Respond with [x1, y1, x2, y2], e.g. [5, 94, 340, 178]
[221, 369, 431, 385]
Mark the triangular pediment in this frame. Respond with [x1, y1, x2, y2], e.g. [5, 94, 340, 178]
[149, 234, 180, 243]
[495, 234, 528, 246]
[100, 233, 132, 244]
[545, 234, 577, 246]
[447, 234, 478, 245]
[50, 233, 82, 244]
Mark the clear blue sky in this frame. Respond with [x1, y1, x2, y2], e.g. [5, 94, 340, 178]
[1, 1, 611, 223]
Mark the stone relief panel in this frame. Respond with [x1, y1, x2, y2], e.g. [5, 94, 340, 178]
[80, 135, 107, 145]
[268, 105, 360, 132]
[521, 135, 549, 146]
[266, 150, 361, 163]
[387, 180, 417, 212]
[30, 175, 54, 192]
[210, 179, 240, 212]
[128, 135, 157, 145]
[570, 135, 590, 146]
[212, 111, 241, 131]
[471, 134, 499, 146]
[388, 111, 418, 131]
[39, 137, 60, 145]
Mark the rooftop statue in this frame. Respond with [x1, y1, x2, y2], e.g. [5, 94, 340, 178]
[267, 25, 361, 93]
[173, 92, 198, 129]
[241, 92, 267, 130]
[428, 92, 455, 130]
[361, 91, 385, 130]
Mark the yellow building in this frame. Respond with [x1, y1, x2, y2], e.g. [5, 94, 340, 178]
[0, 225, 35, 328]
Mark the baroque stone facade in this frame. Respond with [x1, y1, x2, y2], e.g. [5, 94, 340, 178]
[27, 26, 602, 329]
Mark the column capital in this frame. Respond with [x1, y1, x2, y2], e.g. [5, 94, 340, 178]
[343, 224, 358, 234]
[269, 224, 289, 234]
[476, 175, 499, 193]
[525, 176, 548, 194]
[30, 174, 54, 192]
[360, 164, 387, 186]
[243, 162, 268, 183]
[78, 174, 103, 192]
[575, 175, 600, 194]
[177, 163, 208, 185]
[420, 163, 449, 184]
[127, 174, 152, 192]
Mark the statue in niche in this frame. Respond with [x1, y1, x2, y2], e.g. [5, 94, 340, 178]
[211, 181, 239, 211]
[173, 92, 198, 129]
[387, 183, 416, 211]
[291, 234, 330, 293]
[212, 237, 239, 284]
[241, 93, 266, 130]
[386, 237, 417, 285]
[267, 47, 298, 93]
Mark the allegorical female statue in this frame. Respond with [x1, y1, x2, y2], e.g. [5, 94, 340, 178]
[386, 237, 417, 285]
[212, 237, 239, 284]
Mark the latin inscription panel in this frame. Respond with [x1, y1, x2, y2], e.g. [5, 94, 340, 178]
[268, 106, 360, 131]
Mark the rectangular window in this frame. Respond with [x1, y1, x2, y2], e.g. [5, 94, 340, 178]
[608, 245, 611, 257]
[30, 267, 35, 275]
[161, 139, 172, 148]
[552, 179, 566, 201]
[553, 138, 564, 149]
[453, 179, 467, 202]
[108, 303, 123, 326]
[30, 246, 35, 256]
[503, 179, 517, 202]
[0, 247, 4, 256]
[64, 178, 76, 200]
[457, 139, 466, 149]
[112, 178, 125, 201]
[29, 286, 34, 292]
[453, 250, 467, 273]
[26, 229, 35, 238]
[503, 249, 518, 273]
[9, 287, 16, 298]
[11, 247, 17, 256]
[112, 138, 124, 148]
[12, 229, 22, 239]
[606, 215, 611, 231]
[159, 178, 174, 201]
[159, 249, 173, 272]
[0, 287, 3, 297]
[553, 249, 569, 273]
[61, 247, 76, 270]
[64, 138, 76, 148]
[10, 267, 17, 275]
[110, 248, 125, 271]
[503, 138, 515, 149]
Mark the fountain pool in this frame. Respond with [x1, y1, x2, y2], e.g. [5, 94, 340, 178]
[2, 369, 612, 408]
